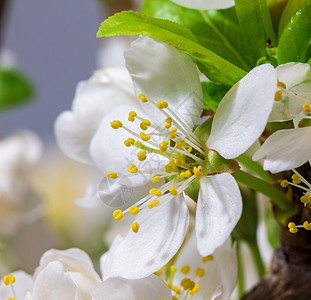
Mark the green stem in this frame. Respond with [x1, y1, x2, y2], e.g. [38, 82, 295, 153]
[232, 170, 292, 212]
[249, 242, 265, 279]
[236, 241, 245, 298]
[237, 154, 274, 184]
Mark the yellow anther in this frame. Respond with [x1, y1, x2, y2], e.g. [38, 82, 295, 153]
[137, 150, 147, 161]
[113, 210, 124, 221]
[165, 162, 174, 173]
[128, 164, 138, 174]
[140, 119, 151, 131]
[148, 200, 160, 209]
[202, 255, 214, 263]
[149, 188, 162, 197]
[169, 186, 178, 196]
[172, 286, 181, 294]
[274, 90, 283, 101]
[138, 93, 148, 103]
[308, 194, 311, 199]
[187, 147, 192, 153]
[302, 103, 311, 112]
[169, 127, 177, 139]
[164, 280, 170, 287]
[172, 296, 178, 300]
[3, 274, 15, 286]
[156, 100, 168, 109]
[150, 176, 161, 183]
[300, 195, 309, 204]
[189, 284, 200, 295]
[175, 140, 187, 149]
[140, 132, 150, 141]
[195, 268, 205, 278]
[132, 222, 140, 233]
[180, 170, 192, 179]
[106, 171, 118, 179]
[164, 122, 172, 129]
[164, 118, 172, 129]
[155, 268, 162, 275]
[129, 206, 140, 215]
[193, 167, 203, 178]
[124, 138, 135, 147]
[8, 298, 15, 300]
[128, 111, 137, 122]
[180, 265, 190, 274]
[277, 80, 287, 89]
[303, 221, 311, 230]
[280, 180, 288, 188]
[110, 120, 123, 129]
[159, 141, 169, 152]
[184, 280, 196, 291]
[180, 278, 191, 288]
[292, 174, 301, 184]
[288, 222, 298, 234]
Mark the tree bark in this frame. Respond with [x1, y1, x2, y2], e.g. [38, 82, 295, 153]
[0, 0, 8, 48]
[242, 165, 311, 300]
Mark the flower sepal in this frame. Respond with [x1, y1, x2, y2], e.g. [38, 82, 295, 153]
[185, 177, 200, 202]
[203, 149, 240, 175]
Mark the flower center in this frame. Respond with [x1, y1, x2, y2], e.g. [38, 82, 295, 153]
[156, 254, 214, 299]
[107, 93, 238, 233]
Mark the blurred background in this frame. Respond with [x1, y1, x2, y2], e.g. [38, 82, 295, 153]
[1, 0, 99, 139]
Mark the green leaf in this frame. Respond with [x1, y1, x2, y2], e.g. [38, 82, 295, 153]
[232, 187, 258, 245]
[194, 116, 213, 144]
[0, 66, 35, 111]
[143, 0, 253, 70]
[97, 11, 247, 85]
[201, 81, 229, 111]
[278, 0, 306, 37]
[235, 0, 276, 59]
[278, 0, 311, 63]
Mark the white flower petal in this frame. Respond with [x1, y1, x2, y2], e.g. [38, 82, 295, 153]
[101, 195, 189, 279]
[124, 37, 203, 129]
[196, 173, 242, 256]
[276, 62, 311, 89]
[269, 63, 311, 121]
[204, 243, 238, 300]
[55, 68, 137, 165]
[253, 126, 311, 173]
[169, 0, 234, 10]
[0, 271, 33, 300]
[207, 64, 277, 159]
[32, 261, 80, 300]
[91, 275, 171, 300]
[35, 248, 101, 285]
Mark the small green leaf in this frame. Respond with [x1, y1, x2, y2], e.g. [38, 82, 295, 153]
[194, 116, 213, 144]
[278, 0, 306, 37]
[0, 66, 35, 111]
[278, 0, 311, 63]
[185, 177, 200, 202]
[298, 117, 311, 127]
[235, 0, 276, 60]
[97, 11, 247, 85]
[264, 206, 281, 248]
[203, 150, 240, 175]
[232, 187, 258, 245]
[201, 82, 229, 112]
[143, 0, 253, 70]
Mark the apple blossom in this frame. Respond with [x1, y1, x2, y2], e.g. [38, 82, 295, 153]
[80, 37, 277, 279]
